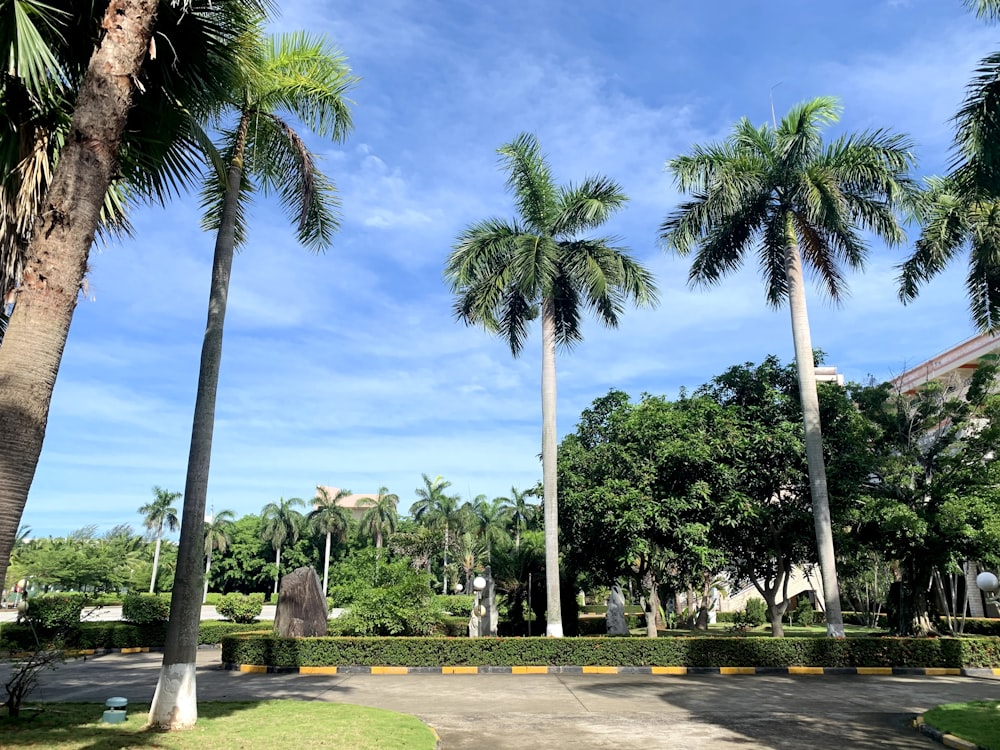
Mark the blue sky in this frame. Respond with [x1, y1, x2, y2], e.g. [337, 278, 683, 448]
[18, 0, 997, 538]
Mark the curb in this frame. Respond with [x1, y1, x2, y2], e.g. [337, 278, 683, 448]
[913, 715, 985, 750]
[220, 663, 1000, 676]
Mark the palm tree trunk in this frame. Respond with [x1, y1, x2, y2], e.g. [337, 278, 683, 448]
[149, 109, 250, 729]
[0, 0, 161, 596]
[541, 299, 563, 637]
[784, 240, 845, 638]
[203, 545, 212, 604]
[150, 534, 163, 594]
[274, 546, 281, 595]
[443, 526, 449, 595]
[322, 532, 331, 597]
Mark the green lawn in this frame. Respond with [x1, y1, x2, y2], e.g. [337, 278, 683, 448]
[0, 701, 438, 749]
[923, 701, 1000, 750]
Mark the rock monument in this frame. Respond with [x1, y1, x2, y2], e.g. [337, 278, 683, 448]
[275, 566, 329, 638]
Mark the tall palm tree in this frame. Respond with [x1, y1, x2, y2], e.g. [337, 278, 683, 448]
[139, 487, 180, 594]
[412, 474, 465, 594]
[897, 3, 1000, 330]
[445, 133, 658, 636]
[500, 486, 537, 551]
[309, 487, 352, 597]
[260, 497, 306, 595]
[659, 97, 915, 637]
[202, 508, 235, 603]
[0, 0, 267, 603]
[360, 486, 399, 550]
[150, 30, 355, 728]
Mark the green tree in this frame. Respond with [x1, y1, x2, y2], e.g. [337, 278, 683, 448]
[659, 97, 915, 637]
[0, 0, 265, 594]
[309, 487, 353, 596]
[260, 497, 306, 595]
[208, 514, 270, 594]
[854, 364, 1000, 635]
[151, 31, 356, 728]
[139, 487, 180, 594]
[446, 133, 658, 636]
[559, 390, 731, 636]
[202, 509, 235, 603]
[360, 486, 399, 552]
[412, 474, 466, 594]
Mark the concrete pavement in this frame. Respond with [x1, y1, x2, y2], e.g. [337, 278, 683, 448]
[6, 646, 1000, 748]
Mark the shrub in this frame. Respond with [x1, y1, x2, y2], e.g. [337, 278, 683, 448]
[434, 594, 474, 615]
[121, 593, 170, 624]
[743, 598, 767, 626]
[793, 599, 817, 627]
[219, 634, 1000, 669]
[25, 594, 88, 630]
[216, 593, 264, 624]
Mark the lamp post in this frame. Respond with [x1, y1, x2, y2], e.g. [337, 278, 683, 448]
[977, 571, 999, 609]
[470, 575, 487, 638]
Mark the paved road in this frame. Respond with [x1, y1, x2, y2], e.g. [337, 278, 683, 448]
[6, 647, 1000, 748]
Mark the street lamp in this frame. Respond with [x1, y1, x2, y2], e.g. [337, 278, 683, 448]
[977, 571, 999, 606]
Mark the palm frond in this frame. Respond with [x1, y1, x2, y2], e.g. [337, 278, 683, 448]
[552, 176, 628, 236]
[1, 0, 69, 100]
[953, 50, 1000, 194]
[498, 132, 559, 232]
[964, 0, 1000, 22]
[898, 181, 971, 302]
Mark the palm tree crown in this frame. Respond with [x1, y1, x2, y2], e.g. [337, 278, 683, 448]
[360, 486, 399, 549]
[309, 487, 353, 596]
[660, 97, 915, 638]
[260, 496, 305, 594]
[139, 486, 181, 594]
[660, 96, 914, 306]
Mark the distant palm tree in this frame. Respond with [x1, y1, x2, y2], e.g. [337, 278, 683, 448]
[309, 487, 352, 597]
[659, 96, 915, 637]
[360, 486, 399, 550]
[471, 495, 510, 562]
[139, 487, 180, 594]
[202, 509, 235, 603]
[261, 497, 306, 595]
[412, 474, 465, 594]
[500, 487, 538, 551]
[446, 133, 658, 636]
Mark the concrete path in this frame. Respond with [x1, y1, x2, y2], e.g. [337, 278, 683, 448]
[6, 647, 1000, 748]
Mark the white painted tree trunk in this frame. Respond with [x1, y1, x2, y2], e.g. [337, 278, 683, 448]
[541, 299, 563, 637]
[784, 239, 845, 638]
[273, 547, 281, 595]
[322, 532, 331, 597]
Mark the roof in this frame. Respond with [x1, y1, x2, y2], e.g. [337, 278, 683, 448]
[892, 333, 1000, 394]
[314, 486, 379, 511]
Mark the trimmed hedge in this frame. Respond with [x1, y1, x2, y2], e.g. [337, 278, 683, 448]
[578, 615, 643, 636]
[219, 634, 1000, 669]
[0, 620, 273, 651]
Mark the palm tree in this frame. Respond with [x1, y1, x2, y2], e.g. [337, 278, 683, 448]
[360, 486, 399, 550]
[412, 474, 465, 594]
[471, 495, 510, 562]
[150, 30, 355, 728]
[445, 133, 658, 636]
[659, 97, 915, 637]
[500, 486, 537, 551]
[897, 3, 1000, 330]
[202, 509, 235, 603]
[309, 487, 352, 597]
[139, 487, 181, 594]
[261, 497, 306, 595]
[0, 0, 266, 604]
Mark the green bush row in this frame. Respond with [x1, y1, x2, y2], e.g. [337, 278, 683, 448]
[219, 634, 1000, 668]
[215, 593, 265, 623]
[577, 615, 643, 635]
[579, 604, 644, 615]
[0, 620, 272, 651]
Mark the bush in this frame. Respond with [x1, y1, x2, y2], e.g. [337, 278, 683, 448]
[577, 614, 643, 636]
[216, 593, 264, 624]
[793, 599, 817, 627]
[434, 594, 474, 615]
[0, 619, 274, 651]
[121, 593, 170, 624]
[220, 633, 1000, 669]
[743, 598, 767, 626]
[24, 594, 88, 630]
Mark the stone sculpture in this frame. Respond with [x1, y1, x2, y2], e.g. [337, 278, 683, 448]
[274, 566, 329, 638]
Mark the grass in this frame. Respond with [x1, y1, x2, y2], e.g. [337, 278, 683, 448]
[0, 700, 438, 749]
[923, 701, 1000, 750]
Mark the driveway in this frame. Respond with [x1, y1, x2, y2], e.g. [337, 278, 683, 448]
[6, 647, 1000, 748]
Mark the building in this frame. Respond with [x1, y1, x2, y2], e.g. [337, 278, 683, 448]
[314, 486, 379, 523]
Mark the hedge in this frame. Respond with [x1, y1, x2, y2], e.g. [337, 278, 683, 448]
[219, 634, 1000, 669]
[0, 620, 273, 651]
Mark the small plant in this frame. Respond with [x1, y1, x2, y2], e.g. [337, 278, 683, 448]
[216, 593, 264, 624]
[793, 598, 817, 627]
[121, 593, 170, 624]
[743, 598, 767, 626]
